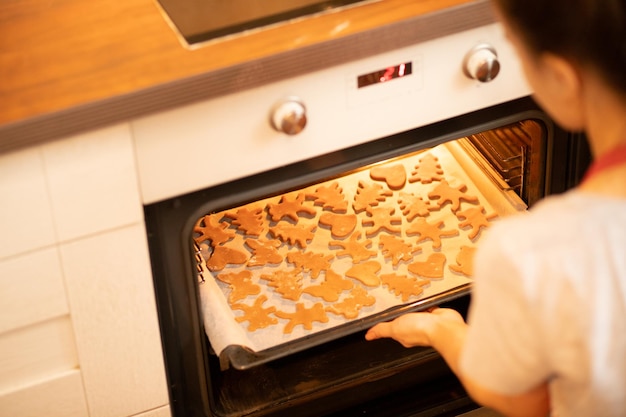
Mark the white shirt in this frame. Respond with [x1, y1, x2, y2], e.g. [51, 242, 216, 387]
[460, 190, 626, 416]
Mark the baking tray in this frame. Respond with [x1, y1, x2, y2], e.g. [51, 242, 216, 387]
[196, 141, 526, 370]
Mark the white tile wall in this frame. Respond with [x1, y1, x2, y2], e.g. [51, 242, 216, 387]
[0, 123, 170, 417]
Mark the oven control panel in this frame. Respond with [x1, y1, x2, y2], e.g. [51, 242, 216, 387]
[132, 23, 531, 204]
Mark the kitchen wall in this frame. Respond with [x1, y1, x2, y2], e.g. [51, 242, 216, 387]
[0, 124, 170, 417]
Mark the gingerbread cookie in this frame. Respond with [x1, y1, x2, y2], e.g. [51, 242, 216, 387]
[379, 234, 421, 266]
[245, 238, 283, 267]
[408, 253, 447, 279]
[224, 206, 265, 236]
[305, 181, 348, 213]
[302, 269, 354, 302]
[361, 206, 402, 236]
[207, 246, 248, 271]
[345, 261, 382, 287]
[269, 223, 316, 248]
[274, 302, 329, 334]
[194, 214, 236, 246]
[456, 206, 498, 240]
[215, 270, 260, 303]
[428, 180, 479, 213]
[260, 269, 303, 301]
[318, 212, 357, 238]
[353, 181, 393, 213]
[397, 192, 439, 221]
[231, 295, 278, 331]
[409, 152, 444, 184]
[286, 251, 334, 278]
[370, 164, 407, 190]
[449, 245, 476, 277]
[267, 193, 317, 222]
[325, 286, 376, 319]
[405, 217, 459, 249]
[380, 273, 430, 302]
[329, 232, 377, 263]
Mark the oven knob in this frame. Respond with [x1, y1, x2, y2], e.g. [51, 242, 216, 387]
[270, 97, 307, 135]
[463, 44, 501, 82]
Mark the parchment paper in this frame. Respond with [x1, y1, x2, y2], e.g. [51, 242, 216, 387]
[198, 141, 526, 355]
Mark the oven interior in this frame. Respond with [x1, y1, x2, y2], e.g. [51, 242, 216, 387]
[145, 97, 589, 417]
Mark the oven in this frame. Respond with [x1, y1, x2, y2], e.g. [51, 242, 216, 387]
[135, 5, 590, 417]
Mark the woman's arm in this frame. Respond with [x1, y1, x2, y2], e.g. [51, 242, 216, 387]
[365, 308, 550, 417]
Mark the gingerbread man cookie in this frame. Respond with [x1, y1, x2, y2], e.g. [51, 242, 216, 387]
[274, 302, 329, 334]
[428, 180, 479, 213]
[329, 232, 377, 263]
[194, 214, 236, 246]
[361, 206, 402, 236]
[267, 193, 317, 222]
[456, 206, 498, 240]
[231, 295, 278, 331]
[405, 217, 459, 249]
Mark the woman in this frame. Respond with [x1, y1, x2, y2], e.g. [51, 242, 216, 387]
[365, 1, 626, 416]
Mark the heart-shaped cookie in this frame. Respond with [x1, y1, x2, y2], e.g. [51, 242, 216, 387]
[370, 164, 407, 190]
[408, 253, 446, 279]
[346, 260, 381, 286]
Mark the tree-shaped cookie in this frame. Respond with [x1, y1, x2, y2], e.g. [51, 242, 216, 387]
[329, 232, 377, 263]
[449, 245, 477, 277]
[361, 206, 402, 236]
[215, 270, 261, 303]
[379, 234, 421, 266]
[409, 152, 444, 184]
[231, 295, 278, 331]
[353, 181, 393, 213]
[406, 217, 459, 249]
[325, 286, 376, 319]
[397, 192, 439, 221]
[380, 273, 430, 302]
[302, 269, 354, 302]
[260, 269, 303, 301]
[456, 206, 498, 240]
[194, 214, 236, 246]
[428, 180, 479, 213]
[267, 192, 317, 222]
[245, 238, 283, 267]
[305, 181, 348, 213]
[224, 206, 265, 236]
[286, 251, 334, 278]
[274, 302, 329, 334]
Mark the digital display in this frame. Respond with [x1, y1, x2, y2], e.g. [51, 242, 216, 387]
[357, 62, 413, 89]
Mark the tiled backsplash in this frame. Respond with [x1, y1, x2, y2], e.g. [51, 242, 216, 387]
[0, 124, 170, 417]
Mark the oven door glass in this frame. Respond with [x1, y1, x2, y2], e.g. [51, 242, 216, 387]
[156, 0, 372, 45]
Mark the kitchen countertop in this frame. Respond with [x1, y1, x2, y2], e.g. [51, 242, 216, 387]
[0, 0, 494, 153]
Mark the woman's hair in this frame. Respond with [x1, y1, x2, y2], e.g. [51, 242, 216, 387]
[492, 0, 626, 95]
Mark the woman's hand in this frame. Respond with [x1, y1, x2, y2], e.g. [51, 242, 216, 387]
[365, 307, 465, 348]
